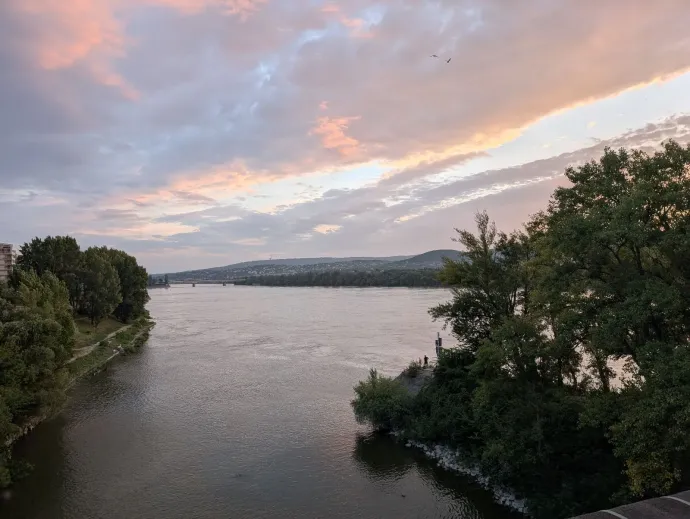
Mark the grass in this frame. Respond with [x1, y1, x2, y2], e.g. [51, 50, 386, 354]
[68, 317, 155, 382]
[74, 316, 126, 349]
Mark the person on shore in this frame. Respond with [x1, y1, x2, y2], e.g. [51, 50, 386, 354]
[423, 355, 429, 367]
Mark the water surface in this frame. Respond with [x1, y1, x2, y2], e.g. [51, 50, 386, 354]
[3, 286, 517, 519]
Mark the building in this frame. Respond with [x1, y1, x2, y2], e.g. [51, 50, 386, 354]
[0, 243, 16, 282]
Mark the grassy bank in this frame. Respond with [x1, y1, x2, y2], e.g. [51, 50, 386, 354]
[74, 316, 127, 349]
[68, 316, 154, 382]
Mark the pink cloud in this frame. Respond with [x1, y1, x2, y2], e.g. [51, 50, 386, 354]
[309, 116, 363, 157]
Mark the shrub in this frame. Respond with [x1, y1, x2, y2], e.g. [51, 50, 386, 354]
[351, 369, 412, 431]
[403, 359, 423, 378]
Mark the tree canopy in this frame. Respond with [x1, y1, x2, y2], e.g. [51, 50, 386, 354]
[234, 269, 443, 287]
[352, 140, 690, 518]
[1, 236, 150, 487]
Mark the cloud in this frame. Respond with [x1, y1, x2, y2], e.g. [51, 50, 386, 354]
[170, 191, 217, 204]
[309, 116, 362, 157]
[313, 224, 342, 234]
[3, 0, 690, 270]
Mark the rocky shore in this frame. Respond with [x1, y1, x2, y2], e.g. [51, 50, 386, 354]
[394, 368, 528, 515]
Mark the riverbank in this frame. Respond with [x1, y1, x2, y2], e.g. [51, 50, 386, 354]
[392, 368, 528, 515]
[67, 316, 155, 384]
[5, 316, 154, 448]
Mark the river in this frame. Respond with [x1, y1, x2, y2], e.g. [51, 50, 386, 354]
[2, 285, 518, 519]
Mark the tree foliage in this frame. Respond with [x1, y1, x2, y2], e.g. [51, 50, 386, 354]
[17, 236, 83, 309]
[352, 141, 690, 518]
[2, 237, 150, 487]
[98, 248, 150, 323]
[80, 248, 122, 328]
[0, 271, 76, 484]
[235, 269, 442, 287]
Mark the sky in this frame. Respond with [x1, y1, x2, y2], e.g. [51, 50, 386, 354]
[2, 0, 690, 273]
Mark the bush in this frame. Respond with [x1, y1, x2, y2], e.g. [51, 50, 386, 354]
[351, 369, 412, 431]
[403, 359, 423, 378]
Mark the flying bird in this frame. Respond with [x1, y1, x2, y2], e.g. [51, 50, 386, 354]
[430, 54, 438, 58]
[446, 58, 452, 63]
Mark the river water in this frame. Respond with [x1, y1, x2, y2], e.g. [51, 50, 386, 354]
[2, 286, 517, 519]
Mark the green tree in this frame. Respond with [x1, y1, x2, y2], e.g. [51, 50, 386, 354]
[80, 248, 121, 328]
[17, 236, 83, 310]
[0, 270, 76, 485]
[541, 140, 690, 496]
[429, 211, 533, 353]
[351, 369, 411, 431]
[98, 248, 150, 323]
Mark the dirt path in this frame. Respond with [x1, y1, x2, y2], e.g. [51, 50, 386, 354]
[68, 324, 133, 364]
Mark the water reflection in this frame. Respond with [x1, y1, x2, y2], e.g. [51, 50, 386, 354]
[353, 432, 415, 481]
[2, 415, 69, 518]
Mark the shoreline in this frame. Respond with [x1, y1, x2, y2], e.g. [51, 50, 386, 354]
[393, 368, 528, 516]
[5, 318, 155, 449]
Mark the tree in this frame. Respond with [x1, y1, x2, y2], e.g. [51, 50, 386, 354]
[351, 369, 411, 431]
[98, 248, 150, 323]
[0, 270, 76, 486]
[80, 248, 121, 328]
[429, 211, 533, 353]
[541, 140, 690, 496]
[17, 236, 83, 310]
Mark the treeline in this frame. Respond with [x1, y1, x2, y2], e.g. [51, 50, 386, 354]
[234, 269, 443, 287]
[0, 236, 149, 486]
[352, 141, 690, 518]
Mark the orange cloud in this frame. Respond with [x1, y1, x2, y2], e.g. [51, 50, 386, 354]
[310, 116, 362, 157]
[145, 0, 268, 18]
[320, 2, 372, 38]
[8, 0, 269, 96]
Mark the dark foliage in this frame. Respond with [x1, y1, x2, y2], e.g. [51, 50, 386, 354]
[234, 269, 443, 287]
[352, 141, 690, 518]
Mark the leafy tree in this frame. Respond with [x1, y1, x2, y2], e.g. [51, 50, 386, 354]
[80, 248, 121, 328]
[352, 141, 690, 517]
[429, 212, 533, 352]
[351, 369, 411, 431]
[0, 270, 76, 485]
[98, 248, 150, 323]
[17, 236, 83, 310]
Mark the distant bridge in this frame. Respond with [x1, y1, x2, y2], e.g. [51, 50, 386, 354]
[170, 279, 247, 285]
[571, 490, 690, 518]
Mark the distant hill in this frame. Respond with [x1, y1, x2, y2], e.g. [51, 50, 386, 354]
[390, 250, 463, 269]
[214, 255, 412, 270]
[163, 251, 460, 282]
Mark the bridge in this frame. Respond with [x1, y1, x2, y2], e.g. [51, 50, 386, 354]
[571, 490, 690, 518]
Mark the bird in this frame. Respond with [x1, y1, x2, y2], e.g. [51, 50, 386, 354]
[430, 54, 438, 58]
[446, 58, 452, 63]
[401, 494, 407, 498]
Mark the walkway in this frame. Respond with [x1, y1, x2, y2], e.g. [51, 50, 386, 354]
[68, 324, 132, 363]
[570, 490, 690, 519]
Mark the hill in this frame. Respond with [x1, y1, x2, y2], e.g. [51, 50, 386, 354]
[162, 250, 460, 282]
[389, 250, 463, 269]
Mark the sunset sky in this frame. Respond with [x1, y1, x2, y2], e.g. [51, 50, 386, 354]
[2, 0, 690, 272]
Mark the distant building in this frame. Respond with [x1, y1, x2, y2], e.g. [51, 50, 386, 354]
[0, 243, 16, 282]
